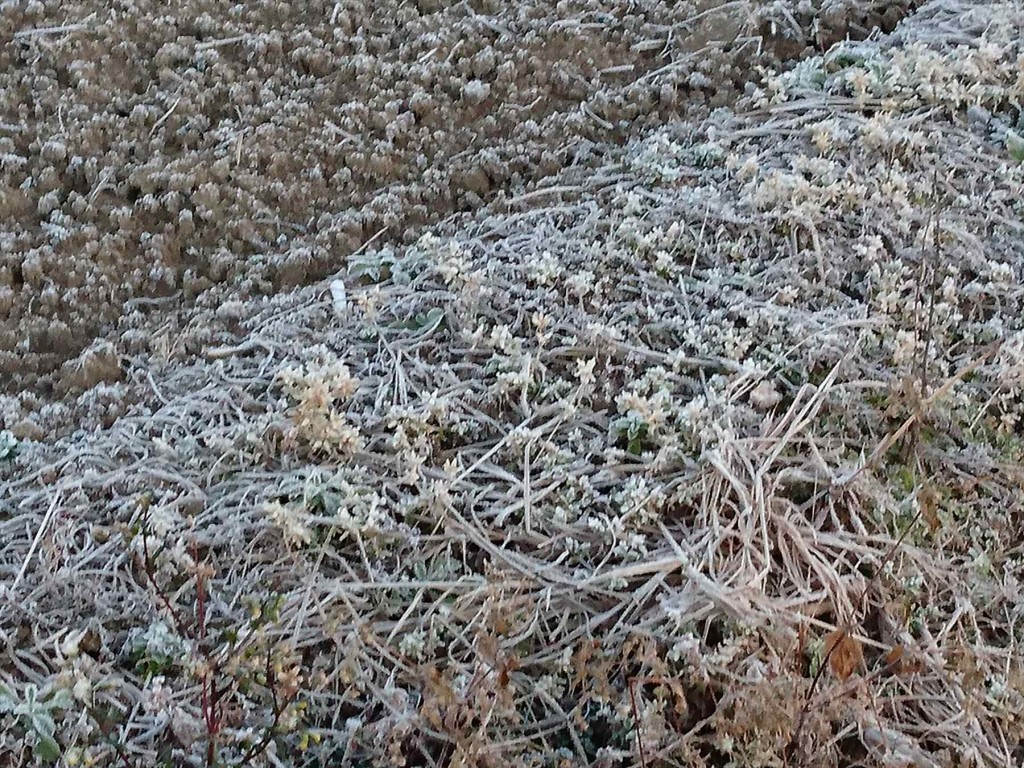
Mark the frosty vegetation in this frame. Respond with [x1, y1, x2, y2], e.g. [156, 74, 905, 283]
[1, 1, 1022, 767]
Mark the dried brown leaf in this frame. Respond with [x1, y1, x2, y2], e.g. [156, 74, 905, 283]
[826, 629, 863, 681]
[918, 483, 942, 533]
[883, 644, 905, 669]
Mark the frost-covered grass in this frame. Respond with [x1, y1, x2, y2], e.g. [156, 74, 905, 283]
[2, 1, 1024, 766]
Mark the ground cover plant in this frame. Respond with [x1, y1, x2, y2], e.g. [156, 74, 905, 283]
[1, 0, 1023, 766]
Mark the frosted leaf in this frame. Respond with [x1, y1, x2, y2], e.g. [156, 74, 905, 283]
[1006, 129, 1024, 163]
[0, 430, 16, 459]
[330, 279, 348, 314]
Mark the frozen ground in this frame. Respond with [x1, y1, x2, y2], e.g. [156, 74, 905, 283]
[2, 1, 1023, 767]
[0, 0, 910, 393]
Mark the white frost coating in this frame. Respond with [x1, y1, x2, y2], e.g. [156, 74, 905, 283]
[330, 278, 348, 314]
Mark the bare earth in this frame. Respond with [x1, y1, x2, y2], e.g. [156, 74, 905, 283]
[0, 0, 908, 394]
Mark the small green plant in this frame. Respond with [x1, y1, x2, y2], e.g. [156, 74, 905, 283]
[125, 621, 189, 677]
[348, 247, 427, 285]
[611, 412, 651, 455]
[0, 681, 74, 762]
[389, 306, 445, 335]
[1006, 129, 1024, 163]
[0, 429, 17, 460]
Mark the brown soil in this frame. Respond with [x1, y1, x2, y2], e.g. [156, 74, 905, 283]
[0, 0, 914, 395]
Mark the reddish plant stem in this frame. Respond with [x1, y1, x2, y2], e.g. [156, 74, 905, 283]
[137, 515, 227, 767]
[233, 651, 292, 768]
[628, 677, 647, 768]
[193, 544, 222, 767]
[139, 530, 188, 634]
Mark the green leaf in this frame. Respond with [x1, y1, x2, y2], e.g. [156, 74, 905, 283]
[0, 429, 16, 460]
[34, 733, 61, 762]
[46, 689, 74, 711]
[347, 255, 384, 282]
[807, 638, 824, 677]
[414, 308, 445, 335]
[0, 681, 15, 712]
[28, 712, 57, 738]
[19, 683, 40, 710]
[392, 307, 445, 335]
[1007, 129, 1024, 163]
